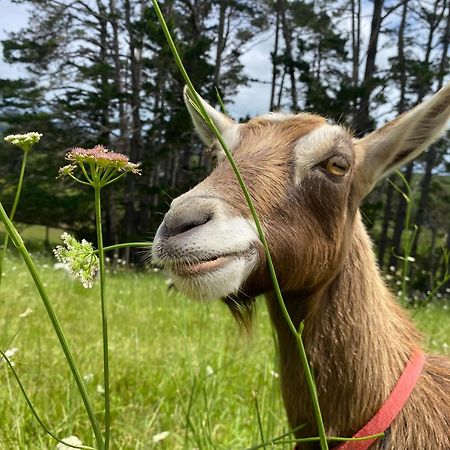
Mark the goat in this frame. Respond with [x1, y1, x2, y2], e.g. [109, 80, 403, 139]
[152, 84, 450, 449]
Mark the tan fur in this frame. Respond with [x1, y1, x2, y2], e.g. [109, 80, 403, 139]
[171, 85, 450, 449]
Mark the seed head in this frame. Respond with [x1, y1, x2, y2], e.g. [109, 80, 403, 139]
[4, 132, 43, 152]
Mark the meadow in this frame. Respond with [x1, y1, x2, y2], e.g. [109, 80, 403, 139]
[0, 250, 449, 450]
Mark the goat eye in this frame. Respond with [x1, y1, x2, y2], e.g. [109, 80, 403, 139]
[324, 156, 349, 176]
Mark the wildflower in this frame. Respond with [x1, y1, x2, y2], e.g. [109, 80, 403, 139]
[270, 370, 279, 378]
[18, 307, 33, 318]
[406, 256, 415, 262]
[58, 164, 76, 179]
[1, 347, 19, 367]
[53, 233, 99, 288]
[96, 384, 105, 394]
[205, 365, 214, 376]
[56, 436, 83, 450]
[64, 145, 141, 175]
[83, 373, 94, 382]
[4, 132, 42, 151]
[152, 431, 170, 443]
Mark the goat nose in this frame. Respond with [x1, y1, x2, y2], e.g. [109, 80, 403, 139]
[163, 206, 213, 238]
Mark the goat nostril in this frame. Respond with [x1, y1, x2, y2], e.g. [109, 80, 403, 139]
[166, 212, 213, 237]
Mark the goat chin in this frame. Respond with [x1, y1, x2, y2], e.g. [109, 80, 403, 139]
[166, 252, 258, 301]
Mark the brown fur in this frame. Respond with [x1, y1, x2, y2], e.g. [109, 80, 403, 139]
[173, 85, 450, 448]
[209, 116, 449, 448]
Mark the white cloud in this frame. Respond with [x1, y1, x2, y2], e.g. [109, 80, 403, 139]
[228, 32, 274, 119]
[0, 0, 29, 78]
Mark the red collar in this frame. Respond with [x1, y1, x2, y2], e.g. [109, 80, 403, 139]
[294, 349, 425, 450]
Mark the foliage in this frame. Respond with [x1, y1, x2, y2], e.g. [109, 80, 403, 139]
[0, 254, 448, 449]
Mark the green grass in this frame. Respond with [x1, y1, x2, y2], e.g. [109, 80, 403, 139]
[0, 252, 449, 449]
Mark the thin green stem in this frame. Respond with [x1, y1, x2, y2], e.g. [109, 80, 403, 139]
[0, 151, 28, 286]
[215, 86, 228, 114]
[98, 242, 152, 254]
[94, 186, 110, 450]
[79, 162, 93, 184]
[152, 2, 328, 448]
[253, 391, 265, 445]
[0, 202, 104, 449]
[0, 350, 97, 450]
[68, 173, 92, 186]
[103, 173, 126, 187]
[246, 432, 384, 450]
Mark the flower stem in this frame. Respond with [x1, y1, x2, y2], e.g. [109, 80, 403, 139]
[0, 201, 104, 449]
[246, 432, 385, 450]
[97, 242, 152, 254]
[151, 2, 328, 448]
[0, 151, 28, 286]
[94, 186, 110, 450]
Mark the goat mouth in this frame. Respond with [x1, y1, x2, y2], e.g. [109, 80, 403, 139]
[168, 250, 253, 277]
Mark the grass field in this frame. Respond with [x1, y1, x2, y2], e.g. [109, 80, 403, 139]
[0, 251, 449, 450]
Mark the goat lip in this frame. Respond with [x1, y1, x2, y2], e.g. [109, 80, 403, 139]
[170, 255, 233, 277]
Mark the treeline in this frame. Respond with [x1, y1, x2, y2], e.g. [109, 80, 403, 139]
[0, 0, 449, 295]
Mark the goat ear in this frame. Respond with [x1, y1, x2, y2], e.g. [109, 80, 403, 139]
[357, 83, 450, 193]
[183, 86, 235, 146]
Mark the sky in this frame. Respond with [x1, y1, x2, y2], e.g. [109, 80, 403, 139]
[0, 0, 28, 78]
[0, 0, 273, 118]
[0, 1, 409, 122]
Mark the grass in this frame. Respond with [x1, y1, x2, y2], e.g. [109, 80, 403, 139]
[0, 251, 449, 450]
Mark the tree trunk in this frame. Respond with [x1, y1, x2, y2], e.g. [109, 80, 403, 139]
[353, 0, 384, 135]
[377, 181, 394, 268]
[213, 1, 227, 89]
[270, 1, 281, 111]
[123, 0, 144, 260]
[411, 1, 450, 260]
[109, 0, 128, 154]
[381, 0, 408, 269]
[277, 65, 287, 109]
[279, 0, 299, 111]
[97, 0, 111, 143]
[351, 0, 361, 89]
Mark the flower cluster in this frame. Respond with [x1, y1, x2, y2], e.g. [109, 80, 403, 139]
[4, 132, 42, 152]
[53, 233, 99, 288]
[59, 145, 141, 180]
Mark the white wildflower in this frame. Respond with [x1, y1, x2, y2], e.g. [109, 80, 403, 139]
[152, 431, 169, 443]
[56, 435, 83, 450]
[1, 347, 19, 366]
[270, 370, 279, 378]
[389, 266, 396, 272]
[406, 256, 415, 262]
[83, 373, 94, 383]
[96, 384, 105, 394]
[205, 365, 214, 376]
[4, 132, 42, 152]
[53, 233, 99, 288]
[19, 307, 33, 318]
